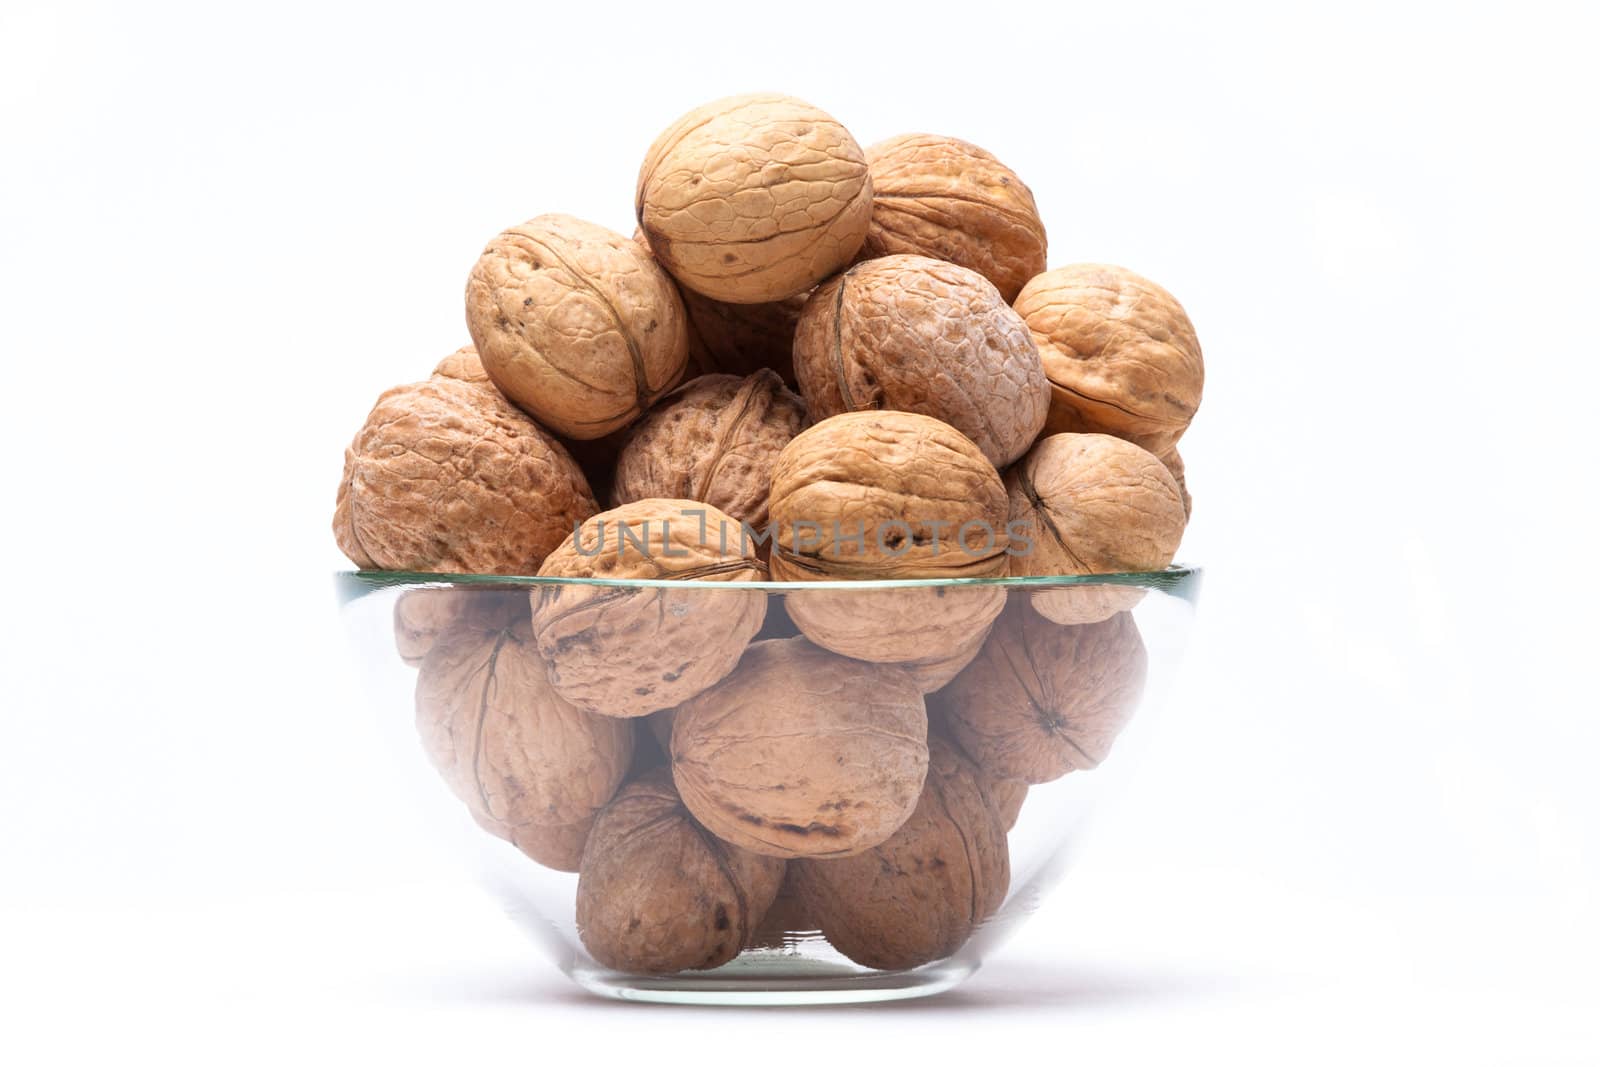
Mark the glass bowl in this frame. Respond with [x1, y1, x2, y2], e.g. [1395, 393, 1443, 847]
[336, 568, 1201, 1005]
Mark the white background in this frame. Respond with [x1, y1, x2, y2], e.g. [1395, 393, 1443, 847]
[3, 1, 1597, 1062]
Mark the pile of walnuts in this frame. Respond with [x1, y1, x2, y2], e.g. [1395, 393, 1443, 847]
[336, 93, 1202, 976]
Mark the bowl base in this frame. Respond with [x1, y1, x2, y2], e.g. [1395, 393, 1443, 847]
[568, 953, 978, 1005]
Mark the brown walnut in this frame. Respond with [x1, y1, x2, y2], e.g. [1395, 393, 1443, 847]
[861, 134, 1047, 302]
[474, 808, 594, 874]
[431, 344, 491, 385]
[465, 214, 689, 439]
[794, 254, 1049, 467]
[531, 499, 766, 717]
[790, 735, 1009, 971]
[1006, 433, 1185, 624]
[576, 767, 784, 974]
[768, 411, 1009, 663]
[935, 602, 1146, 784]
[670, 637, 929, 859]
[1014, 264, 1204, 455]
[1158, 446, 1192, 518]
[985, 776, 1027, 832]
[612, 370, 806, 533]
[414, 620, 635, 836]
[636, 93, 872, 304]
[333, 375, 597, 574]
[393, 587, 528, 666]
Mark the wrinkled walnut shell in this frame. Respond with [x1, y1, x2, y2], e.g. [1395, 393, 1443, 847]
[612, 370, 806, 533]
[794, 255, 1049, 467]
[431, 344, 491, 385]
[936, 603, 1145, 784]
[791, 735, 1009, 971]
[671, 637, 929, 859]
[861, 134, 1046, 303]
[475, 808, 593, 874]
[415, 621, 635, 835]
[1014, 264, 1204, 455]
[1007, 433, 1185, 579]
[465, 214, 689, 439]
[636, 93, 872, 304]
[393, 588, 528, 666]
[779, 583, 1004, 668]
[531, 499, 766, 717]
[1158, 446, 1192, 519]
[576, 768, 784, 974]
[333, 375, 597, 574]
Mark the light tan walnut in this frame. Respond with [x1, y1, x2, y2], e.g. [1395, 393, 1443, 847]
[1158, 446, 1192, 518]
[768, 411, 1009, 663]
[333, 375, 596, 574]
[576, 768, 784, 974]
[531, 499, 766, 717]
[393, 587, 528, 666]
[465, 214, 689, 439]
[1006, 433, 1185, 624]
[670, 638, 929, 859]
[791, 735, 1009, 971]
[431, 344, 491, 385]
[861, 134, 1047, 302]
[793, 255, 1049, 467]
[415, 621, 635, 837]
[935, 604, 1145, 784]
[1014, 264, 1204, 455]
[612, 370, 806, 533]
[636, 93, 872, 304]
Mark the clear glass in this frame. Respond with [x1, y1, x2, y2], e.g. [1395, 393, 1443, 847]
[337, 568, 1201, 1005]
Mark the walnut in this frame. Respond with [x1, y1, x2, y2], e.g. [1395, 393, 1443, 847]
[1014, 264, 1204, 455]
[860, 134, 1046, 302]
[767, 411, 1009, 663]
[612, 370, 806, 533]
[790, 735, 1009, 971]
[636, 93, 872, 304]
[793, 255, 1049, 466]
[1006, 433, 1186, 624]
[1158, 446, 1192, 518]
[670, 637, 929, 858]
[431, 344, 491, 385]
[935, 604, 1145, 784]
[576, 767, 784, 974]
[333, 375, 597, 574]
[465, 214, 689, 439]
[985, 776, 1027, 832]
[631, 226, 806, 385]
[681, 286, 807, 385]
[393, 588, 528, 666]
[415, 620, 635, 837]
[897, 624, 991, 694]
[530, 499, 766, 717]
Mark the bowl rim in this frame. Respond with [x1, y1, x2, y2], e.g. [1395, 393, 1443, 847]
[336, 565, 1203, 605]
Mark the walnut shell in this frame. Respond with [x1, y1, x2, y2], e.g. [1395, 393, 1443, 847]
[1008, 432, 1186, 576]
[1158, 446, 1192, 518]
[769, 411, 1010, 579]
[793, 255, 1049, 466]
[531, 499, 766, 717]
[415, 621, 635, 834]
[465, 214, 689, 439]
[985, 776, 1027, 832]
[333, 376, 597, 574]
[576, 767, 784, 974]
[790, 735, 1009, 971]
[936, 605, 1146, 784]
[636, 93, 872, 304]
[681, 286, 806, 385]
[670, 637, 929, 859]
[779, 583, 1004, 667]
[431, 344, 491, 385]
[612, 370, 806, 533]
[393, 588, 528, 666]
[1014, 264, 1204, 455]
[861, 134, 1047, 302]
